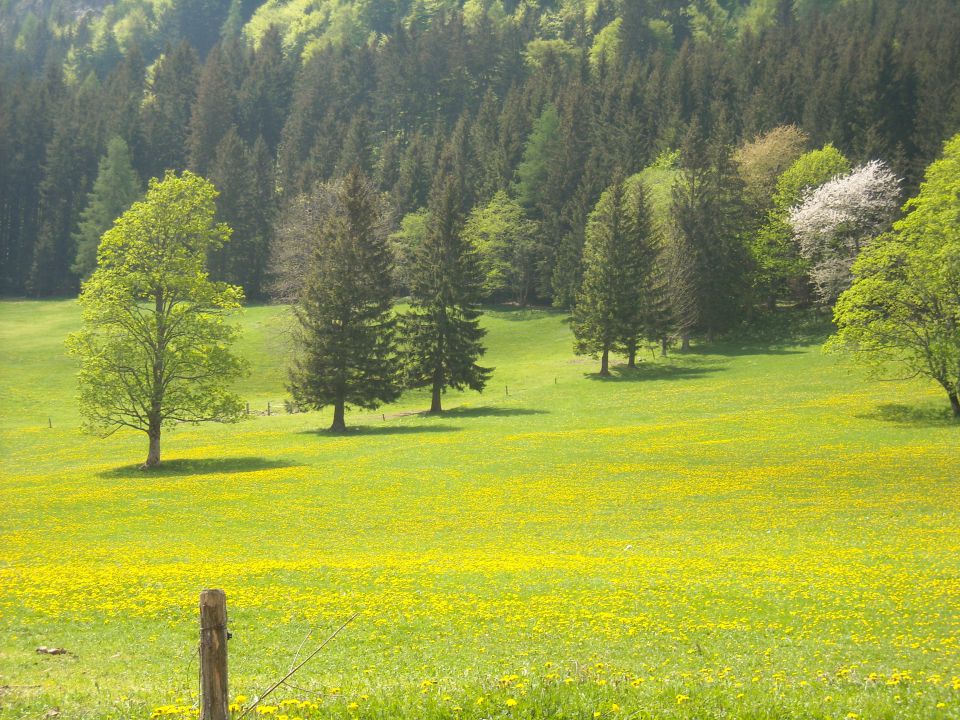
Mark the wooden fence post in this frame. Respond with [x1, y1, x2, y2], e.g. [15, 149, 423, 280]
[199, 589, 229, 720]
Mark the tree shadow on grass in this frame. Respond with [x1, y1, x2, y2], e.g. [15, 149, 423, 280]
[857, 403, 959, 428]
[687, 343, 807, 358]
[687, 308, 834, 357]
[299, 424, 462, 437]
[585, 359, 726, 382]
[100, 457, 297, 478]
[484, 304, 566, 321]
[443, 406, 548, 418]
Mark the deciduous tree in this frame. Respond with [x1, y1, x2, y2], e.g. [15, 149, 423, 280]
[751, 144, 851, 306]
[463, 190, 540, 305]
[66, 171, 246, 469]
[789, 159, 900, 303]
[828, 134, 960, 417]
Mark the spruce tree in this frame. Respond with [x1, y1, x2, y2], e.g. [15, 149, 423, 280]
[401, 170, 491, 413]
[31, 73, 104, 296]
[139, 41, 199, 181]
[288, 167, 400, 432]
[616, 178, 658, 369]
[572, 173, 657, 375]
[671, 122, 750, 340]
[72, 137, 142, 281]
[188, 41, 241, 175]
[238, 25, 291, 153]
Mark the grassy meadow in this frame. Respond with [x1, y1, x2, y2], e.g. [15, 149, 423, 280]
[0, 299, 958, 720]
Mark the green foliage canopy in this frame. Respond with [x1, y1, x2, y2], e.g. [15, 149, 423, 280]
[828, 134, 960, 417]
[66, 171, 247, 467]
[462, 190, 541, 305]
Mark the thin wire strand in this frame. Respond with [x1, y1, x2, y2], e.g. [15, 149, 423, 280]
[236, 612, 359, 720]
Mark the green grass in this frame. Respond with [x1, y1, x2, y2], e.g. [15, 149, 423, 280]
[0, 300, 958, 720]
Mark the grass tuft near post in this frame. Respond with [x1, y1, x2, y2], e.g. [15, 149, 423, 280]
[199, 589, 229, 720]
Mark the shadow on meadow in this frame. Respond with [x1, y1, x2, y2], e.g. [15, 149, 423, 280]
[442, 406, 547, 418]
[586, 359, 726, 382]
[485, 304, 566, 321]
[858, 402, 959, 428]
[100, 457, 297, 478]
[299, 423, 462, 437]
[688, 343, 807, 358]
[693, 307, 835, 357]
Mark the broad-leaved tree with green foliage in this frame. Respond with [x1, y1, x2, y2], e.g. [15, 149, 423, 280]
[66, 171, 247, 469]
[751, 144, 850, 307]
[828, 134, 960, 417]
[463, 190, 541, 305]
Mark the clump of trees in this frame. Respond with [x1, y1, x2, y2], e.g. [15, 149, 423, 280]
[572, 174, 659, 375]
[281, 166, 491, 428]
[30, 0, 960, 440]
[5, 0, 960, 306]
[829, 134, 960, 417]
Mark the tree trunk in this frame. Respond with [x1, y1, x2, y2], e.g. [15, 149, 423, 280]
[143, 419, 161, 469]
[600, 347, 610, 376]
[681, 334, 690, 352]
[627, 346, 636, 369]
[430, 379, 443, 413]
[950, 391, 960, 418]
[330, 399, 346, 432]
[661, 337, 668, 357]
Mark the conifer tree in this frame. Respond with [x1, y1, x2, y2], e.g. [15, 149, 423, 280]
[207, 127, 275, 298]
[72, 137, 142, 281]
[238, 26, 291, 152]
[401, 170, 491, 413]
[572, 173, 657, 375]
[671, 122, 750, 340]
[616, 178, 658, 368]
[334, 112, 372, 178]
[31, 73, 104, 295]
[139, 41, 199, 180]
[188, 41, 241, 175]
[514, 104, 560, 213]
[288, 167, 400, 432]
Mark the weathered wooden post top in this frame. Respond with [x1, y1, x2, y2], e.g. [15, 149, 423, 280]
[199, 589, 229, 720]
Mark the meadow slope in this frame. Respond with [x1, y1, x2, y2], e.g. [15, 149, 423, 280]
[0, 300, 958, 720]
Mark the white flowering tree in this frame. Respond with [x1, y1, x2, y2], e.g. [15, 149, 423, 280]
[788, 160, 900, 303]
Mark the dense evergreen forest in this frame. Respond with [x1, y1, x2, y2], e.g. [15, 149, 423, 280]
[2, 0, 959, 333]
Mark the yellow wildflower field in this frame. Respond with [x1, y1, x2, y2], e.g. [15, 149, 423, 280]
[0, 301, 957, 719]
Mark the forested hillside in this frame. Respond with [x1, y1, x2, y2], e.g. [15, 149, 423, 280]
[1, 0, 959, 318]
